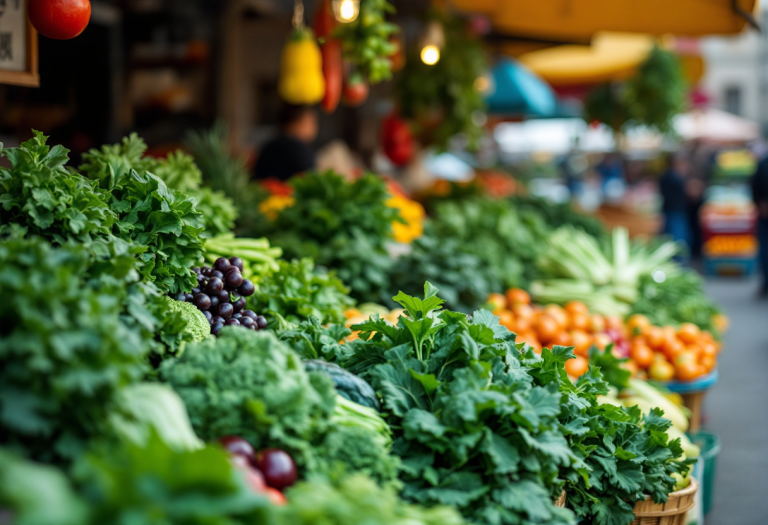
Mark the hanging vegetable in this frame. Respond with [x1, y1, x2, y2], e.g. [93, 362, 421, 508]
[342, 71, 369, 107]
[334, 0, 398, 84]
[28, 0, 91, 40]
[381, 113, 414, 167]
[314, 0, 343, 113]
[279, 1, 325, 105]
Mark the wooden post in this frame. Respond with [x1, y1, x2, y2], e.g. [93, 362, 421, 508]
[0, 0, 39, 87]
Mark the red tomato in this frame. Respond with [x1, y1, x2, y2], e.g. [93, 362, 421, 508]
[29, 0, 91, 40]
[342, 73, 369, 106]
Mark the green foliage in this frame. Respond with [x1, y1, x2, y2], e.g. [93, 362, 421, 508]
[508, 195, 607, 240]
[73, 432, 269, 525]
[0, 238, 147, 464]
[397, 15, 488, 150]
[585, 46, 686, 133]
[0, 131, 116, 244]
[0, 449, 88, 525]
[339, 284, 577, 525]
[334, 0, 398, 83]
[520, 345, 690, 525]
[272, 474, 465, 525]
[249, 258, 355, 327]
[632, 271, 722, 337]
[161, 295, 211, 343]
[260, 171, 400, 303]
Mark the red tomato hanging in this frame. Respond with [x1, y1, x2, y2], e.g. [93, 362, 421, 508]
[342, 72, 369, 107]
[28, 0, 91, 40]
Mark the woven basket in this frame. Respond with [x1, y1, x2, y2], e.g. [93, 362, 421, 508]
[631, 477, 698, 525]
[554, 490, 566, 508]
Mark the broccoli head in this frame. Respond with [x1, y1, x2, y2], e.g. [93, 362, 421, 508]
[160, 296, 210, 343]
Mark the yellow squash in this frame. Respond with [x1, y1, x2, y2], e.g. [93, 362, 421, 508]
[278, 28, 325, 105]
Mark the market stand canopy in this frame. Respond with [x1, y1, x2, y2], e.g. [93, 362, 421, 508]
[484, 58, 558, 116]
[449, 0, 758, 40]
[674, 107, 760, 143]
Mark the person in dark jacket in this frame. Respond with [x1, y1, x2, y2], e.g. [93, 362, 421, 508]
[752, 154, 768, 296]
[659, 154, 692, 253]
[253, 104, 318, 181]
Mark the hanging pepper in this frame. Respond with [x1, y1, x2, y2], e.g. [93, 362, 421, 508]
[278, 27, 325, 105]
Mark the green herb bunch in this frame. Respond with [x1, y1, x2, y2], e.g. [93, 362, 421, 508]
[259, 171, 401, 303]
[334, 0, 398, 83]
[339, 284, 578, 525]
[0, 238, 147, 464]
[249, 258, 355, 327]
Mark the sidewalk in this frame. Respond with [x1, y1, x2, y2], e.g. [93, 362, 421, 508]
[702, 277, 768, 525]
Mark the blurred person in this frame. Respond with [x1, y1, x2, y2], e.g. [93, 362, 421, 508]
[595, 153, 626, 204]
[559, 140, 588, 196]
[659, 153, 692, 252]
[686, 140, 714, 259]
[751, 151, 768, 297]
[253, 104, 317, 181]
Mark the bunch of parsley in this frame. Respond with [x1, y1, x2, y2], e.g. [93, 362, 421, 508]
[521, 345, 691, 525]
[338, 284, 577, 525]
[255, 171, 401, 303]
[248, 258, 355, 327]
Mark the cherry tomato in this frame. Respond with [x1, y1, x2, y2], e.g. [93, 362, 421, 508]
[28, 0, 91, 40]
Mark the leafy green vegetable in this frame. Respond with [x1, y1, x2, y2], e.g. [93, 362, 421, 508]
[72, 432, 269, 525]
[271, 474, 465, 525]
[249, 258, 354, 326]
[257, 171, 400, 303]
[507, 195, 607, 240]
[334, 0, 398, 83]
[0, 238, 147, 464]
[0, 449, 88, 525]
[632, 271, 721, 337]
[161, 295, 211, 343]
[338, 284, 577, 525]
[0, 131, 116, 244]
[277, 317, 353, 362]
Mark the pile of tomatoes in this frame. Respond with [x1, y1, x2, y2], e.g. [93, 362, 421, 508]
[487, 289, 721, 383]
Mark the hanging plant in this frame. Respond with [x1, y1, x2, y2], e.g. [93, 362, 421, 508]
[396, 14, 488, 151]
[334, 0, 399, 84]
[585, 46, 686, 133]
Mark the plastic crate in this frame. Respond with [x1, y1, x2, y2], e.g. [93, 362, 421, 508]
[688, 431, 721, 516]
[703, 256, 757, 276]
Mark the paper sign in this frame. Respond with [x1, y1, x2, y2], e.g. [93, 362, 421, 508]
[0, 0, 27, 72]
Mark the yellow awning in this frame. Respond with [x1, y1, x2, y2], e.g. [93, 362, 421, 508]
[517, 33, 707, 86]
[450, 0, 758, 40]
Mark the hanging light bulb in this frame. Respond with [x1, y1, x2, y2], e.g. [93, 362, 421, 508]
[332, 0, 360, 23]
[419, 21, 445, 66]
[421, 45, 440, 65]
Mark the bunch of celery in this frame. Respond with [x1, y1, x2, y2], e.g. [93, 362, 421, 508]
[532, 227, 679, 315]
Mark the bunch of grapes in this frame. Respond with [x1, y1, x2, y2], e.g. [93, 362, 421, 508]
[174, 257, 267, 336]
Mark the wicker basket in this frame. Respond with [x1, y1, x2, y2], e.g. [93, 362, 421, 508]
[631, 477, 698, 525]
[554, 490, 566, 508]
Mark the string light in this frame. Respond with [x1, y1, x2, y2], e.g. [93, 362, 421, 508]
[420, 45, 440, 65]
[418, 21, 444, 66]
[332, 0, 359, 23]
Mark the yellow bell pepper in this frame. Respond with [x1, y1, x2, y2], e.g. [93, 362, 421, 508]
[386, 194, 425, 244]
[278, 28, 325, 105]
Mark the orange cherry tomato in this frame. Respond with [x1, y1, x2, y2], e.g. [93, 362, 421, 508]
[588, 314, 606, 334]
[626, 314, 651, 335]
[677, 323, 701, 345]
[571, 330, 592, 357]
[592, 333, 612, 351]
[506, 288, 531, 306]
[512, 303, 534, 320]
[564, 301, 589, 317]
[644, 326, 665, 350]
[551, 331, 572, 347]
[630, 344, 654, 369]
[535, 315, 560, 343]
[675, 361, 700, 382]
[487, 293, 507, 311]
[649, 359, 675, 381]
[699, 341, 717, 359]
[494, 309, 515, 331]
[565, 355, 589, 377]
[513, 316, 533, 334]
[544, 305, 569, 330]
[622, 359, 639, 376]
[605, 315, 624, 331]
[569, 312, 590, 332]
[700, 354, 716, 373]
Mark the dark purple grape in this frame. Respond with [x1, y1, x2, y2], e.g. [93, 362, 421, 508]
[210, 296, 220, 309]
[192, 267, 200, 274]
[211, 322, 224, 336]
[238, 280, 255, 297]
[229, 257, 244, 272]
[212, 316, 225, 325]
[205, 277, 224, 295]
[203, 310, 213, 322]
[212, 270, 224, 280]
[241, 316, 256, 329]
[214, 257, 232, 273]
[217, 302, 234, 319]
[185, 293, 195, 302]
[225, 318, 241, 327]
[193, 293, 211, 311]
[232, 297, 246, 313]
[225, 271, 244, 290]
[232, 313, 242, 320]
[256, 316, 268, 329]
[216, 290, 229, 304]
[174, 293, 186, 302]
[201, 266, 213, 277]
[192, 287, 201, 295]
[242, 310, 258, 320]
